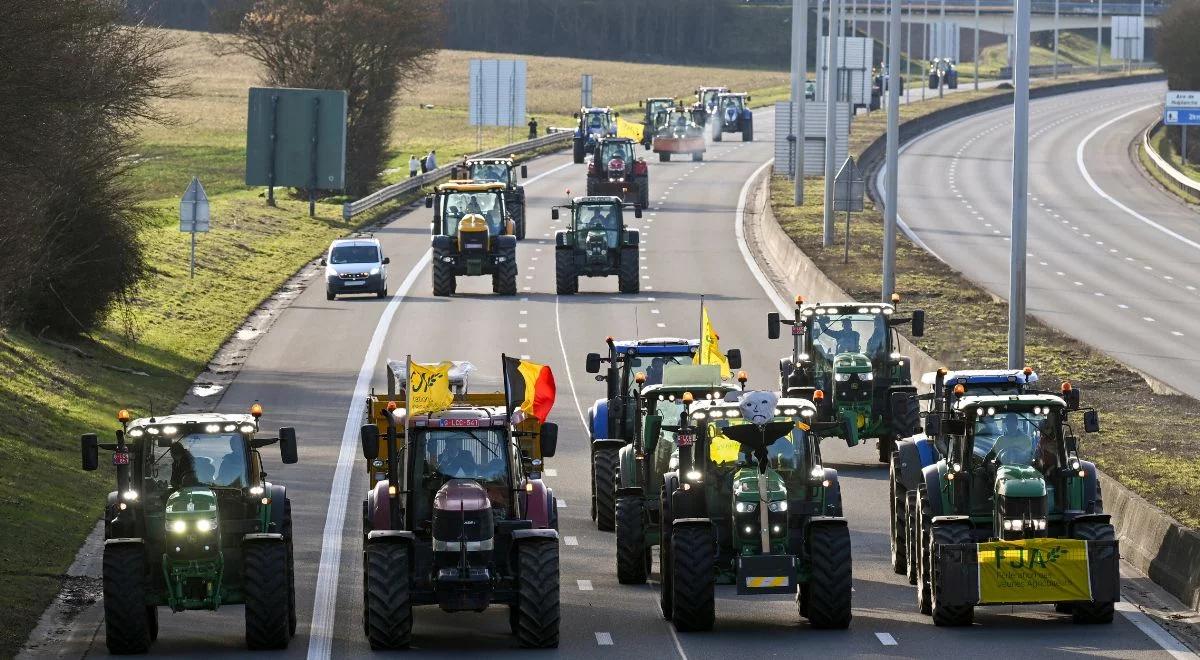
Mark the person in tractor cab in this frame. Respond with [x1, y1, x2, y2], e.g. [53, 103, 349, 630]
[983, 413, 1039, 467]
[589, 114, 604, 132]
[646, 357, 667, 384]
[168, 442, 199, 489]
[215, 435, 247, 488]
[818, 318, 863, 354]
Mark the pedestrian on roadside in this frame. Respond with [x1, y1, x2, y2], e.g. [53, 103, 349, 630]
[420, 151, 430, 174]
[409, 154, 420, 177]
[528, 117, 538, 139]
[426, 150, 437, 171]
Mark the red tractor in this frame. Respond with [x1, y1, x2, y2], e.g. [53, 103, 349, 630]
[586, 136, 650, 209]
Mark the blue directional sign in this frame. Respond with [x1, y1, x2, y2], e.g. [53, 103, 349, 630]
[1164, 107, 1200, 126]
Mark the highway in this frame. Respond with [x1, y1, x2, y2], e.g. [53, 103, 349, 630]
[49, 101, 1185, 658]
[893, 81, 1200, 399]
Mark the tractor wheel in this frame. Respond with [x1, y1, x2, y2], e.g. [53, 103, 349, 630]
[713, 130, 722, 142]
[616, 496, 648, 584]
[555, 250, 578, 295]
[325, 288, 335, 301]
[1071, 523, 1116, 624]
[146, 605, 159, 642]
[493, 244, 518, 296]
[916, 487, 933, 615]
[593, 447, 618, 532]
[670, 525, 715, 632]
[514, 203, 527, 240]
[244, 540, 290, 650]
[432, 249, 455, 297]
[364, 541, 414, 649]
[103, 543, 152, 654]
[805, 524, 853, 629]
[639, 186, 650, 210]
[692, 152, 703, 162]
[890, 396, 920, 446]
[889, 454, 907, 575]
[618, 248, 639, 294]
[930, 523, 974, 626]
[659, 491, 674, 619]
[659, 152, 671, 162]
[878, 435, 896, 464]
[742, 118, 753, 142]
[284, 498, 297, 637]
[515, 538, 560, 648]
[905, 490, 919, 585]
[573, 137, 585, 164]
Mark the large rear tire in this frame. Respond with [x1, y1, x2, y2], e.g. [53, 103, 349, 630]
[889, 455, 907, 574]
[616, 496, 648, 584]
[103, 543, 152, 654]
[805, 524, 853, 629]
[742, 118, 753, 142]
[618, 247, 639, 294]
[364, 542, 413, 649]
[670, 525, 715, 632]
[493, 243, 517, 296]
[515, 539, 560, 648]
[692, 152, 703, 162]
[432, 248, 455, 297]
[244, 540, 291, 650]
[573, 137, 585, 164]
[659, 491, 674, 619]
[593, 446, 618, 532]
[916, 487, 933, 615]
[930, 522, 974, 626]
[284, 498, 297, 637]
[1071, 523, 1116, 624]
[905, 490, 919, 585]
[555, 250, 577, 295]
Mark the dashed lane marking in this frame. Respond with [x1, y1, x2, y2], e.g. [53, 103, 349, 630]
[595, 632, 614, 646]
[578, 580, 594, 591]
[875, 632, 898, 646]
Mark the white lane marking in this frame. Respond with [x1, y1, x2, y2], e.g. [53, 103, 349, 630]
[1144, 317, 1156, 323]
[577, 579, 594, 591]
[519, 337, 529, 342]
[519, 323, 527, 328]
[656, 323, 666, 328]
[520, 354, 531, 360]
[1119, 304, 1130, 309]
[651, 309, 660, 314]
[307, 248, 432, 660]
[557, 498, 567, 507]
[1172, 331, 1185, 337]
[595, 632, 614, 646]
[564, 535, 578, 546]
[545, 468, 557, 477]
[520, 310, 528, 314]
[1116, 602, 1199, 659]
[1077, 103, 1200, 254]
[875, 632, 898, 646]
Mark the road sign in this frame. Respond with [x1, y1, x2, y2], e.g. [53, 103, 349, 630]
[1166, 91, 1200, 109]
[815, 37, 872, 108]
[833, 157, 864, 212]
[774, 101, 850, 178]
[1164, 108, 1200, 126]
[1111, 16, 1144, 61]
[245, 88, 348, 195]
[179, 177, 210, 233]
[581, 74, 593, 108]
[468, 59, 527, 127]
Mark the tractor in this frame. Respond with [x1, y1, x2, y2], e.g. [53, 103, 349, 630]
[639, 97, 677, 149]
[426, 181, 518, 296]
[573, 107, 618, 163]
[80, 405, 299, 653]
[657, 388, 853, 632]
[929, 58, 959, 89]
[651, 107, 706, 162]
[584, 338, 742, 531]
[911, 385, 1118, 626]
[451, 157, 530, 239]
[889, 367, 1041, 581]
[552, 195, 642, 295]
[610, 364, 740, 583]
[710, 92, 753, 142]
[690, 86, 729, 127]
[767, 294, 926, 463]
[359, 359, 562, 649]
[586, 136, 650, 208]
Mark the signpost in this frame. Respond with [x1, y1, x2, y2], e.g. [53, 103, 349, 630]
[833, 157, 864, 264]
[1164, 92, 1200, 165]
[179, 177, 210, 279]
[581, 74, 593, 108]
[245, 88, 347, 217]
[469, 59, 528, 149]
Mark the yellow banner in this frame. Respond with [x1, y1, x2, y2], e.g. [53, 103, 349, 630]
[693, 306, 731, 379]
[407, 360, 454, 415]
[978, 538, 1092, 604]
[616, 117, 644, 142]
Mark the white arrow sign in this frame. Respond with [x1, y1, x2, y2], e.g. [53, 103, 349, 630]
[179, 177, 211, 233]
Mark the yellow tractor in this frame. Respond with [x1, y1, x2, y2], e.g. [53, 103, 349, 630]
[425, 181, 518, 296]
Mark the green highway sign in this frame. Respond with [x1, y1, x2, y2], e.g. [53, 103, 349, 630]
[245, 87, 347, 191]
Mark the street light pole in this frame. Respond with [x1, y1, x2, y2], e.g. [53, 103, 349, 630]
[974, 0, 980, 90]
[1009, 0, 1031, 369]
[906, 5, 912, 104]
[1096, 0, 1104, 74]
[1139, 0, 1145, 64]
[823, 0, 842, 246]
[883, 0, 901, 300]
[922, 1, 928, 101]
[792, 0, 809, 204]
[1053, 0, 1060, 78]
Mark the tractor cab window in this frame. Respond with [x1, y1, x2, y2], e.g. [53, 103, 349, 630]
[149, 433, 249, 490]
[585, 112, 609, 132]
[708, 421, 806, 471]
[972, 410, 1051, 468]
[599, 142, 633, 165]
[721, 96, 745, 112]
[329, 244, 379, 265]
[808, 313, 888, 363]
[629, 354, 692, 386]
[702, 90, 721, 109]
[415, 427, 509, 500]
[469, 162, 509, 184]
[574, 204, 621, 247]
[443, 192, 504, 235]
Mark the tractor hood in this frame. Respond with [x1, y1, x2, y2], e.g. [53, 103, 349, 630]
[833, 353, 873, 373]
[434, 478, 492, 513]
[164, 486, 220, 552]
[432, 479, 495, 549]
[732, 468, 787, 502]
[994, 465, 1047, 498]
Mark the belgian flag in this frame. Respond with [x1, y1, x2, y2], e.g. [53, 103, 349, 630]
[502, 355, 556, 423]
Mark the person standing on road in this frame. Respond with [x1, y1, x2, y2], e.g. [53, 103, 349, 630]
[409, 154, 420, 178]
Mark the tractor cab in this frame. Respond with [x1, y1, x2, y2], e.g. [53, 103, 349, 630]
[573, 107, 617, 163]
[427, 182, 512, 237]
[640, 97, 677, 145]
[453, 158, 529, 239]
[694, 86, 730, 115]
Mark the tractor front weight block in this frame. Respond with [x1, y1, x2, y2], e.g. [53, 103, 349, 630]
[736, 554, 798, 596]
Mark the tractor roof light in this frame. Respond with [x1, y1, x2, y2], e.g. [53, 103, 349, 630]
[1061, 381, 1073, 393]
[682, 392, 694, 404]
[1023, 366, 1033, 375]
[737, 370, 748, 384]
[127, 428, 144, 438]
[161, 426, 178, 436]
[635, 371, 647, 384]
[953, 384, 966, 396]
[794, 294, 805, 306]
[250, 402, 264, 418]
[117, 409, 131, 423]
[812, 390, 825, 402]
[205, 424, 220, 433]
[386, 401, 398, 412]
[891, 293, 901, 304]
[692, 411, 707, 420]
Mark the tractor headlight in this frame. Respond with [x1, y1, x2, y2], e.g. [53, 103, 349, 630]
[171, 520, 187, 534]
[686, 470, 702, 482]
[1002, 519, 1024, 531]
[196, 519, 214, 533]
[240, 424, 256, 433]
[161, 426, 178, 436]
[767, 500, 788, 513]
[223, 424, 237, 432]
[122, 490, 138, 501]
[1032, 519, 1047, 531]
[249, 486, 264, 496]
[798, 353, 810, 361]
[735, 501, 757, 513]
[810, 465, 824, 479]
[834, 373, 851, 382]
[1069, 459, 1082, 471]
[205, 424, 221, 433]
[861, 372, 874, 381]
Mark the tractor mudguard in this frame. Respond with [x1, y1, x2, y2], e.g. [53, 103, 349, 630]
[1067, 513, 1112, 535]
[368, 480, 397, 531]
[511, 528, 559, 542]
[804, 516, 848, 536]
[821, 468, 844, 517]
[894, 440, 926, 491]
[432, 234, 453, 250]
[1081, 460, 1102, 513]
[593, 438, 626, 453]
[617, 444, 639, 490]
[930, 514, 970, 525]
[104, 537, 145, 547]
[268, 484, 288, 534]
[495, 234, 517, 251]
[671, 517, 715, 533]
[920, 464, 946, 517]
[365, 529, 416, 545]
[616, 486, 644, 499]
[623, 229, 640, 247]
[524, 479, 554, 528]
[105, 491, 138, 539]
[590, 400, 609, 440]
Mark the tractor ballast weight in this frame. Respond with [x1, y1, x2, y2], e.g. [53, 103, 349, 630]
[80, 406, 300, 653]
[454, 157, 529, 239]
[573, 107, 618, 163]
[426, 181, 518, 296]
[359, 358, 561, 649]
[710, 93, 753, 142]
[767, 296, 926, 463]
[552, 195, 642, 295]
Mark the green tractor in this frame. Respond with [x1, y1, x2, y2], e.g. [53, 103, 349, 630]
[80, 405, 299, 653]
[656, 387, 852, 632]
[912, 386, 1118, 626]
[552, 195, 642, 295]
[767, 295, 926, 463]
[610, 364, 741, 583]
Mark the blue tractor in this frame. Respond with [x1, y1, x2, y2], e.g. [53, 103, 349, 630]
[710, 93, 753, 142]
[888, 367, 1041, 580]
[573, 107, 618, 164]
[583, 337, 741, 531]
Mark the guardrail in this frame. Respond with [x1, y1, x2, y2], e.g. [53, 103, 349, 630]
[342, 130, 573, 220]
[1142, 120, 1200, 203]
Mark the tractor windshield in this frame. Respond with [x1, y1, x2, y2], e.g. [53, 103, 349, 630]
[468, 162, 510, 184]
[599, 141, 633, 164]
[709, 420, 807, 471]
[808, 313, 888, 363]
[720, 96, 745, 112]
[972, 410, 1055, 468]
[415, 427, 508, 492]
[149, 433, 249, 490]
[701, 90, 722, 110]
[628, 354, 693, 385]
[574, 204, 621, 247]
[585, 112, 610, 133]
[442, 191, 505, 236]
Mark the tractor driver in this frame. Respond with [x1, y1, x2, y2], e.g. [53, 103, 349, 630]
[816, 317, 862, 354]
[986, 413, 1036, 466]
[168, 442, 199, 489]
[442, 447, 478, 479]
[214, 435, 247, 488]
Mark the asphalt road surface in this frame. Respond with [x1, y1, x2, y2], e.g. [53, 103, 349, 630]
[51, 99, 1187, 658]
[893, 80, 1200, 399]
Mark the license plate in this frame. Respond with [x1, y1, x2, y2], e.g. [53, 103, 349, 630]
[113, 451, 130, 465]
[791, 325, 804, 335]
[345, 280, 365, 286]
[466, 243, 483, 249]
[677, 433, 695, 447]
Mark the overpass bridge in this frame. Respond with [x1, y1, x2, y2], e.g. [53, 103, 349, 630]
[839, 1, 1162, 32]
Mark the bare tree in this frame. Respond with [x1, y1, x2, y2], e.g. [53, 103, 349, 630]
[1157, 0, 1200, 163]
[226, 0, 444, 196]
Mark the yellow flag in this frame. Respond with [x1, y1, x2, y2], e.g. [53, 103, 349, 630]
[407, 360, 454, 415]
[616, 117, 644, 142]
[694, 306, 730, 379]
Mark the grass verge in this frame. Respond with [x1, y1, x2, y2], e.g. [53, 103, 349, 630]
[770, 73, 1200, 531]
[1142, 122, 1200, 204]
